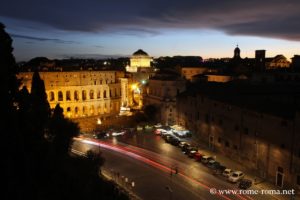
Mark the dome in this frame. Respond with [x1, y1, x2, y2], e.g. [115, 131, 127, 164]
[133, 49, 148, 56]
[233, 45, 241, 58]
[234, 46, 240, 54]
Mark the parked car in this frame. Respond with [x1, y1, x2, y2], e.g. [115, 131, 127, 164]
[222, 168, 233, 177]
[162, 133, 172, 140]
[181, 143, 191, 152]
[238, 179, 252, 189]
[179, 141, 189, 148]
[193, 152, 204, 161]
[165, 135, 174, 143]
[216, 165, 227, 173]
[187, 147, 199, 157]
[228, 171, 245, 183]
[201, 156, 214, 164]
[207, 160, 221, 169]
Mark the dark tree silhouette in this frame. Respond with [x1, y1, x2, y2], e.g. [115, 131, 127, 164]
[49, 104, 80, 156]
[0, 22, 19, 111]
[1, 22, 128, 200]
[144, 104, 158, 122]
[30, 71, 51, 138]
[0, 22, 29, 200]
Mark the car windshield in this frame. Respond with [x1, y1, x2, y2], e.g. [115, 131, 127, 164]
[232, 173, 238, 177]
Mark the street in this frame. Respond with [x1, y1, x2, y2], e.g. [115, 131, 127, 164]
[72, 130, 281, 200]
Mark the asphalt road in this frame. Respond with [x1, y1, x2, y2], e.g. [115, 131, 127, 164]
[72, 130, 277, 200]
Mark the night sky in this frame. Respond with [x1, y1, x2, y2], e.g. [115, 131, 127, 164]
[1, 0, 299, 61]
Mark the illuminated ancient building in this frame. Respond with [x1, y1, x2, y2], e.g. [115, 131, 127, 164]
[265, 55, 290, 70]
[18, 70, 129, 119]
[126, 49, 152, 73]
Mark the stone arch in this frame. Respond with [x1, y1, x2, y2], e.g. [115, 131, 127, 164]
[82, 90, 87, 101]
[82, 106, 87, 116]
[58, 91, 63, 101]
[49, 91, 55, 101]
[90, 105, 95, 115]
[74, 106, 79, 116]
[66, 91, 71, 101]
[90, 90, 94, 99]
[74, 91, 79, 101]
[97, 90, 101, 99]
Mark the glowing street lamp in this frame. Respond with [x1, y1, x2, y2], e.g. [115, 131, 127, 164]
[131, 84, 137, 90]
[97, 118, 102, 125]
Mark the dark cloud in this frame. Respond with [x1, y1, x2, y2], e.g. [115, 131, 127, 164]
[1, 0, 300, 41]
[11, 33, 78, 44]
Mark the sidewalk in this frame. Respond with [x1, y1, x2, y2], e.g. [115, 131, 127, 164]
[102, 168, 142, 200]
[191, 138, 299, 200]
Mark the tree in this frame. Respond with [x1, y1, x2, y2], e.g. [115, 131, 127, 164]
[30, 70, 51, 138]
[1, 22, 24, 200]
[144, 104, 158, 122]
[49, 104, 80, 156]
[0, 22, 19, 113]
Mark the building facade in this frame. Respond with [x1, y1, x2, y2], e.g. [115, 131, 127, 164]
[177, 83, 300, 190]
[144, 72, 186, 125]
[18, 70, 128, 119]
[266, 55, 290, 70]
[180, 67, 208, 81]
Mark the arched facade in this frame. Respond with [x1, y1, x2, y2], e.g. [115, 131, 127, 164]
[18, 71, 129, 118]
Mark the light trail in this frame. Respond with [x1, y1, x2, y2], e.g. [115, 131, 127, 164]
[74, 137, 250, 200]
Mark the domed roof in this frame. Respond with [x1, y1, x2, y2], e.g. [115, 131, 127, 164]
[234, 45, 240, 53]
[133, 49, 148, 56]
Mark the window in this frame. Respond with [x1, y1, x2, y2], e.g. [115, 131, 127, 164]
[103, 90, 107, 98]
[66, 91, 71, 101]
[82, 90, 87, 101]
[49, 91, 55, 101]
[109, 89, 112, 98]
[218, 137, 222, 143]
[90, 90, 94, 99]
[97, 90, 100, 99]
[74, 91, 79, 101]
[67, 107, 71, 112]
[170, 108, 172, 112]
[58, 91, 63, 101]
[75, 107, 79, 114]
[225, 141, 230, 147]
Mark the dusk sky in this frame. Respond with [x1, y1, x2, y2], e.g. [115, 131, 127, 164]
[1, 0, 299, 61]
